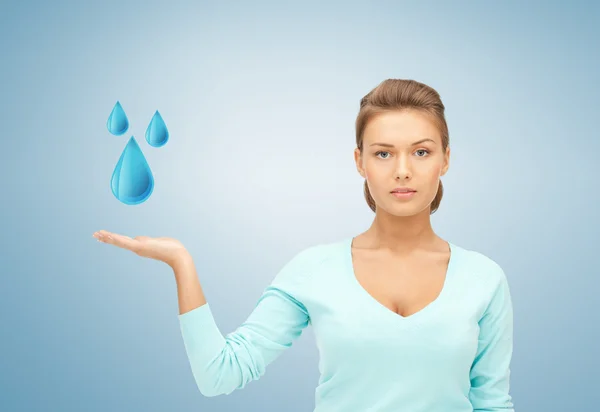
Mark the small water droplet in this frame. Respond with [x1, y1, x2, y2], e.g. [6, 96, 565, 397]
[145, 110, 169, 147]
[111, 137, 154, 205]
[107, 101, 129, 136]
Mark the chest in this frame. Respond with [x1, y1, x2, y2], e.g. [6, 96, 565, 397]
[351, 250, 450, 318]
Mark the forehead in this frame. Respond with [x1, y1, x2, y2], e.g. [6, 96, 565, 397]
[363, 110, 441, 144]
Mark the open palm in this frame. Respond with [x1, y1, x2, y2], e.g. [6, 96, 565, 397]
[93, 229, 188, 266]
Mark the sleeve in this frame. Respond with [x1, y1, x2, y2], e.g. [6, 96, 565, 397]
[177, 247, 317, 397]
[469, 265, 515, 411]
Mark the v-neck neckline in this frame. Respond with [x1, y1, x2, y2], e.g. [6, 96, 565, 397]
[344, 236, 457, 324]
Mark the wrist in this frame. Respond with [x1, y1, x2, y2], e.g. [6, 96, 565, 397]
[169, 250, 193, 270]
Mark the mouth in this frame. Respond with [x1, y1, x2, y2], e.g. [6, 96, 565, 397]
[390, 190, 417, 199]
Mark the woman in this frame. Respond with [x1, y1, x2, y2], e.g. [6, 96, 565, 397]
[93, 79, 514, 411]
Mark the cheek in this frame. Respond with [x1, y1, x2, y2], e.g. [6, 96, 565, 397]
[425, 175, 437, 189]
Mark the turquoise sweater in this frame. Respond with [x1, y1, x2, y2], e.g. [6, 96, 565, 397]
[178, 237, 514, 411]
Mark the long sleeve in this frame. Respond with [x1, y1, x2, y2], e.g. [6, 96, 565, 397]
[469, 265, 515, 411]
[178, 247, 318, 397]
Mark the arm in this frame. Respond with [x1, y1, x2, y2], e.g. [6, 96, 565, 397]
[469, 266, 515, 411]
[176, 248, 316, 397]
[91, 230, 306, 397]
[172, 254, 207, 315]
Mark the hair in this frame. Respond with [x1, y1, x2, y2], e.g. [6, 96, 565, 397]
[355, 79, 450, 214]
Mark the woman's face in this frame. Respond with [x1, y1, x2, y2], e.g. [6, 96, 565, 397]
[354, 109, 450, 216]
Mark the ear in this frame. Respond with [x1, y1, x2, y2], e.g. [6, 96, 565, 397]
[354, 147, 366, 179]
[440, 146, 450, 177]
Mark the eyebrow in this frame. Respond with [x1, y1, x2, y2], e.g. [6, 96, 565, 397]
[370, 138, 436, 147]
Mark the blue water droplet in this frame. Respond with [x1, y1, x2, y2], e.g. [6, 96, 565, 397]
[107, 101, 129, 136]
[111, 137, 154, 205]
[145, 110, 169, 147]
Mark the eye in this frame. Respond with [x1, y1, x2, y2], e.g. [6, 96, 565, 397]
[375, 151, 390, 159]
[375, 149, 430, 159]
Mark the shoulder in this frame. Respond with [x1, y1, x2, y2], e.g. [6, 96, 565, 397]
[270, 238, 344, 289]
[452, 242, 509, 289]
[282, 239, 340, 268]
[451, 243, 513, 315]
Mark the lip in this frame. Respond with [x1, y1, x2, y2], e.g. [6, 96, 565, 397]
[390, 187, 416, 193]
[391, 191, 416, 199]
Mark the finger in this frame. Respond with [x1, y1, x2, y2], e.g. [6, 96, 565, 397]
[93, 230, 108, 242]
[93, 229, 115, 240]
[107, 233, 139, 251]
[94, 230, 139, 252]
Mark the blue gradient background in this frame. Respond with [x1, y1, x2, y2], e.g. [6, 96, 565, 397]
[1, 1, 598, 411]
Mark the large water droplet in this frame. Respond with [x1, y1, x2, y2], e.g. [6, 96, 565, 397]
[111, 137, 154, 205]
[107, 101, 129, 136]
[145, 110, 169, 147]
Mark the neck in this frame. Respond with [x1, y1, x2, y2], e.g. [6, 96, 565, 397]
[363, 206, 437, 253]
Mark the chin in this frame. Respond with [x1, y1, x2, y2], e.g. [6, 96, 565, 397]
[380, 204, 419, 217]
[383, 200, 431, 216]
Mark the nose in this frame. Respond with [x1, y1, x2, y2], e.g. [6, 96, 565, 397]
[394, 153, 412, 179]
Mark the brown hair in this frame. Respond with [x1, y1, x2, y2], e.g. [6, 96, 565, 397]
[355, 79, 450, 214]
